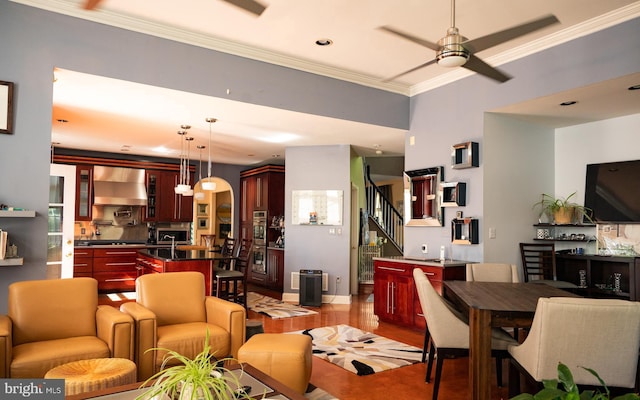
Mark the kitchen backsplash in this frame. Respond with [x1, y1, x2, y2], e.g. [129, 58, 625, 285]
[75, 205, 147, 241]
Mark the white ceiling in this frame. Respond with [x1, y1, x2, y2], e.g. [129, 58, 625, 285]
[15, 0, 640, 165]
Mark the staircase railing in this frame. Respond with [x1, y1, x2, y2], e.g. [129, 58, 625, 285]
[365, 166, 403, 252]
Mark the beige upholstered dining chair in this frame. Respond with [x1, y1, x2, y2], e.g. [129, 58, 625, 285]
[466, 263, 520, 283]
[413, 268, 518, 400]
[466, 263, 521, 339]
[508, 297, 640, 397]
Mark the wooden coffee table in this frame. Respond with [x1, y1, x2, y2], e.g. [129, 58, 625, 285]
[65, 363, 306, 400]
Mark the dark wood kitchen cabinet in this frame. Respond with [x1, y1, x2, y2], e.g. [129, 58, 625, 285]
[373, 258, 466, 329]
[75, 165, 93, 221]
[73, 247, 93, 277]
[91, 247, 144, 292]
[144, 170, 193, 223]
[240, 165, 285, 289]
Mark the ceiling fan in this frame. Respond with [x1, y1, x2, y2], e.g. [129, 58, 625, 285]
[82, 0, 267, 16]
[379, 0, 559, 83]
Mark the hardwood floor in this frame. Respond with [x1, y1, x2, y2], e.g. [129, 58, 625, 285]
[246, 285, 511, 400]
[99, 285, 512, 400]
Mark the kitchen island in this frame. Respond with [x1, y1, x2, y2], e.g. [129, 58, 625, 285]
[373, 256, 467, 329]
[136, 249, 234, 295]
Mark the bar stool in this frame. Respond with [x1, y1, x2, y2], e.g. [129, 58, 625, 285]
[215, 238, 251, 308]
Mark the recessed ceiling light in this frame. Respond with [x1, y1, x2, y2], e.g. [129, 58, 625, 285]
[560, 101, 577, 106]
[315, 38, 333, 46]
[628, 84, 640, 91]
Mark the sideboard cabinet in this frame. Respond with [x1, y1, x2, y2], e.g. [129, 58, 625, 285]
[373, 257, 466, 330]
[556, 254, 640, 300]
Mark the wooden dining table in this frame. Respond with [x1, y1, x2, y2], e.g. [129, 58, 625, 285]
[443, 281, 580, 400]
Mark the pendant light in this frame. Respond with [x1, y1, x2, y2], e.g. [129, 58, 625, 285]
[194, 145, 206, 200]
[202, 117, 218, 191]
[174, 126, 191, 194]
[182, 136, 194, 197]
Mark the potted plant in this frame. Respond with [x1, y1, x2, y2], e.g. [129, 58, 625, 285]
[510, 362, 640, 400]
[136, 331, 257, 400]
[533, 192, 594, 224]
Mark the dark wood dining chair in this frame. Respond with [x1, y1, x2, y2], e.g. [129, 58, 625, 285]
[214, 238, 252, 308]
[519, 243, 578, 290]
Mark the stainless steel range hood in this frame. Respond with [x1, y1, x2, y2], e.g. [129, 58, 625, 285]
[93, 166, 147, 206]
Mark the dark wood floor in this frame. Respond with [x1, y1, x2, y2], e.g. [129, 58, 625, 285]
[100, 285, 512, 400]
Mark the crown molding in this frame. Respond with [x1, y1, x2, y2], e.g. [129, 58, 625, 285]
[11, 0, 640, 98]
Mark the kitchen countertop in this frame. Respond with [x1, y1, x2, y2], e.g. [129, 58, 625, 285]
[373, 256, 468, 267]
[139, 248, 233, 262]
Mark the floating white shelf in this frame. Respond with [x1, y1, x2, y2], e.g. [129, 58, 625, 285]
[0, 210, 36, 218]
[0, 258, 24, 266]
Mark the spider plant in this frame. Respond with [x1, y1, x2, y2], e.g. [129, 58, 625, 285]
[136, 330, 257, 400]
[533, 192, 594, 224]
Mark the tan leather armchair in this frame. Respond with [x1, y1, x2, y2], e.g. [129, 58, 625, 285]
[0, 277, 134, 378]
[121, 271, 246, 381]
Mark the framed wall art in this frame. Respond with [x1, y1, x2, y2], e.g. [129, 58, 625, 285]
[1, 81, 14, 135]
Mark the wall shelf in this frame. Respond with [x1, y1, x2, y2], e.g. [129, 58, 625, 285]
[0, 257, 23, 266]
[451, 218, 479, 244]
[451, 142, 479, 169]
[0, 210, 36, 218]
[441, 182, 466, 207]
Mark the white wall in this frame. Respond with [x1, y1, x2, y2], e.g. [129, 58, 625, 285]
[555, 114, 640, 202]
[483, 115, 555, 264]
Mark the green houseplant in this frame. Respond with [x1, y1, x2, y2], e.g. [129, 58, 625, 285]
[136, 331, 258, 400]
[511, 362, 640, 400]
[533, 192, 594, 224]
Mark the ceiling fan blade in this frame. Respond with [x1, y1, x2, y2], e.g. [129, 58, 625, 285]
[221, 0, 267, 16]
[464, 14, 559, 53]
[378, 26, 440, 51]
[382, 59, 438, 82]
[83, 0, 102, 10]
[463, 54, 511, 83]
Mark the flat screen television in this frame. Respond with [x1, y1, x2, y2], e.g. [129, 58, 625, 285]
[584, 159, 640, 223]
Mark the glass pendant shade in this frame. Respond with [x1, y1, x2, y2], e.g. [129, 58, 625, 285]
[202, 180, 217, 191]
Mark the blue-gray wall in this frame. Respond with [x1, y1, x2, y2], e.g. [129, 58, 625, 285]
[0, 1, 408, 313]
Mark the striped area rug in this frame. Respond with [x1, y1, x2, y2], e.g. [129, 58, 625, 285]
[293, 325, 423, 376]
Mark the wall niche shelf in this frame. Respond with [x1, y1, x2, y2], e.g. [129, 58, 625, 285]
[452, 218, 479, 245]
[451, 142, 479, 169]
[441, 182, 466, 207]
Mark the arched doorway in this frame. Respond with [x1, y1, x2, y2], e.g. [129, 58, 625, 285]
[193, 178, 234, 248]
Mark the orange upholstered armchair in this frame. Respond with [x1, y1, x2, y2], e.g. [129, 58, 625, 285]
[0, 277, 134, 378]
[120, 271, 246, 381]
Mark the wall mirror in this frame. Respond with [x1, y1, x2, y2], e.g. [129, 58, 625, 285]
[403, 166, 444, 226]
